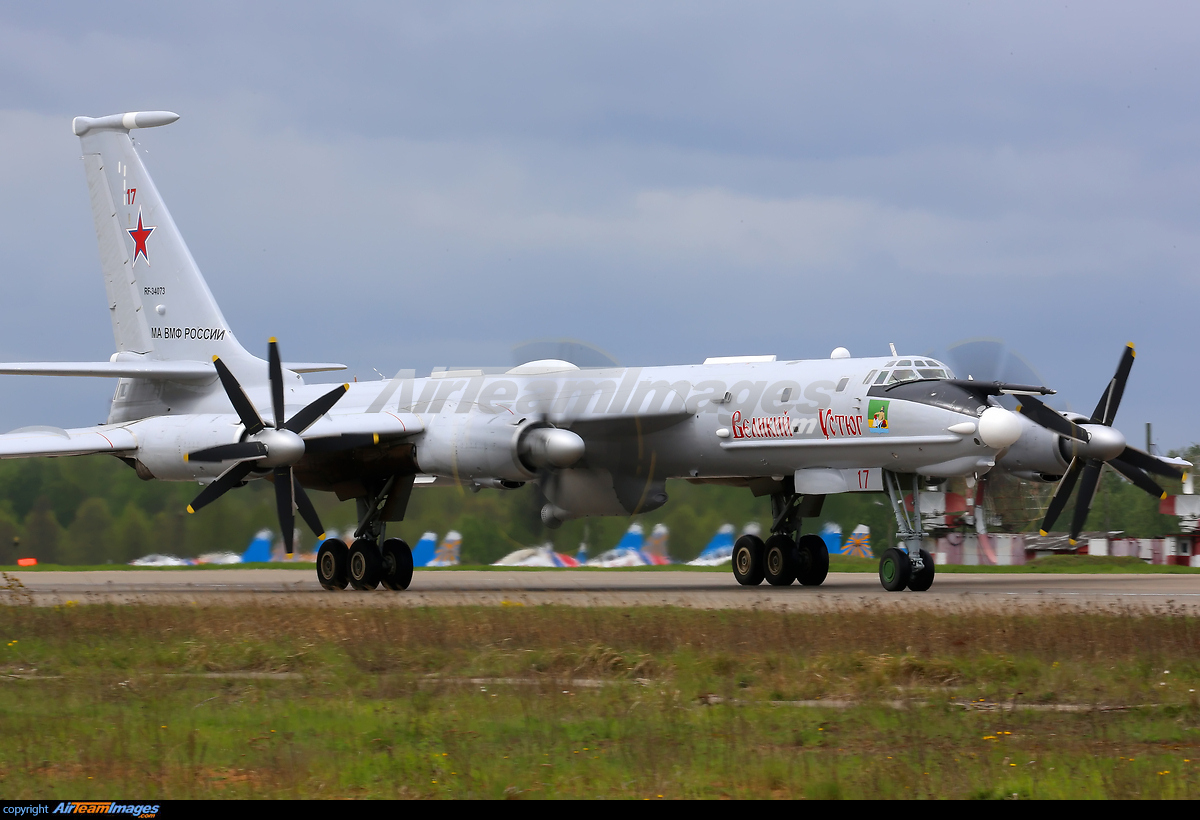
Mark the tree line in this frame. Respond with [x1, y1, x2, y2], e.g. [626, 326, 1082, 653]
[0, 446, 1189, 565]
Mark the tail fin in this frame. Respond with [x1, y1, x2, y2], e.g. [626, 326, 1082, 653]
[73, 112, 254, 366]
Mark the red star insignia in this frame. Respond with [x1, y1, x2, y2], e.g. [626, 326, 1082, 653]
[128, 211, 155, 265]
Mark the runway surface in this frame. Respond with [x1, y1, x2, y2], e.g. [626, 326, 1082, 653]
[4, 568, 1200, 611]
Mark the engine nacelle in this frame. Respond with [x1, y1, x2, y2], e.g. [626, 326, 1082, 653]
[126, 414, 247, 481]
[414, 416, 585, 482]
[996, 414, 1070, 477]
[539, 467, 668, 525]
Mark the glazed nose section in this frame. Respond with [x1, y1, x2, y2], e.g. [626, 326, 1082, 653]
[977, 406, 1023, 449]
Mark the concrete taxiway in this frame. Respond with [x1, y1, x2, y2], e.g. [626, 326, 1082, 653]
[3, 568, 1200, 611]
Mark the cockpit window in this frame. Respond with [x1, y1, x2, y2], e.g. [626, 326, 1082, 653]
[889, 369, 918, 383]
[874, 371, 889, 385]
[863, 370, 877, 384]
[835, 377, 849, 393]
[896, 360, 912, 367]
[885, 361, 896, 367]
[918, 368, 948, 379]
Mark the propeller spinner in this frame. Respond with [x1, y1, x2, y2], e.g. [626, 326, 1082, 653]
[1017, 343, 1184, 545]
[185, 339, 348, 555]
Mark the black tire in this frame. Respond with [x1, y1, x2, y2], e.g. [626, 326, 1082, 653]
[732, 534, 766, 586]
[796, 533, 830, 586]
[907, 548, 936, 592]
[348, 538, 382, 590]
[879, 547, 912, 592]
[316, 538, 349, 590]
[380, 538, 414, 591]
[763, 534, 797, 586]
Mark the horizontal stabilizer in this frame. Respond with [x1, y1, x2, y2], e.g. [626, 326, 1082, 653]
[282, 362, 347, 374]
[0, 426, 137, 458]
[0, 362, 215, 380]
[72, 111, 179, 136]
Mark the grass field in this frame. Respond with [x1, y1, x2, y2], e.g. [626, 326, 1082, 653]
[2, 603, 1200, 798]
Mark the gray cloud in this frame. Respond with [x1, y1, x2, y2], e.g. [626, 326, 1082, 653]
[0, 2, 1197, 449]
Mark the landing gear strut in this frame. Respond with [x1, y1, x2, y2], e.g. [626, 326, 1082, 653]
[880, 470, 936, 592]
[315, 475, 415, 592]
[732, 482, 828, 587]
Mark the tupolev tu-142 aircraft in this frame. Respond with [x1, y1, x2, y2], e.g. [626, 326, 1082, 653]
[0, 111, 1184, 592]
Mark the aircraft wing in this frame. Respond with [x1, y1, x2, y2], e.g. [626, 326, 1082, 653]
[551, 409, 694, 437]
[300, 411, 425, 441]
[0, 426, 138, 458]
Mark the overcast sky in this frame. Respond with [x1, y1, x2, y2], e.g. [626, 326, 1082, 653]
[0, 2, 1197, 449]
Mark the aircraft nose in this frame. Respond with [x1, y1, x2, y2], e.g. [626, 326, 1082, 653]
[977, 406, 1023, 450]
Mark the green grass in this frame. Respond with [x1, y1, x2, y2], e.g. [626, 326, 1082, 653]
[2, 603, 1200, 797]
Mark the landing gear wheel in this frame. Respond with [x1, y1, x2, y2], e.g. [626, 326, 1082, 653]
[879, 547, 912, 592]
[907, 548, 935, 592]
[732, 534, 766, 586]
[380, 538, 414, 591]
[796, 533, 830, 586]
[763, 534, 797, 586]
[316, 538, 349, 590]
[348, 538, 382, 590]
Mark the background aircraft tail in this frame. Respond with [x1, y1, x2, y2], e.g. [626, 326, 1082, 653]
[410, 532, 439, 567]
[73, 112, 256, 370]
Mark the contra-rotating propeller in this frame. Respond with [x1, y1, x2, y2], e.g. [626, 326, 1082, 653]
[185, 339, 348, 555]
[1016, 343, 1184, 545]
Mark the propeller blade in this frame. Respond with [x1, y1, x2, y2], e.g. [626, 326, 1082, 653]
[213, 357, 266, 436]
[1091, 343, 1135, 426]
[1069, 460, 1104, 544]
[1116, 445, 1185, 480]
[1109, 457, 1167, 500]
[283, 383, 349, 435]
[292, 473, 325, 539]
[186, 441, 268, 463]
[269, 338, 286, 429]
[1040, 457, 1084, 535]
[274, 466, 295, 556]
[301, 433, 380, 454]
[187, 461, 256, 514]
[1017, 395, 1090, 442]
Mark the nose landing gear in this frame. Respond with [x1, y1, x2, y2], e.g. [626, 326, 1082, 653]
[880, 470, 936, 592]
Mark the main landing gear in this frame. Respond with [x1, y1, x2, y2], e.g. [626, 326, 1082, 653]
[733, 486, 829, 588]
[316, 478, 415, 592]
[878, 470, 935, 593]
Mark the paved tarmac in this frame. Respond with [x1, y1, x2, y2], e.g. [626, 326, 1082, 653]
[3, 568, 1200, 611]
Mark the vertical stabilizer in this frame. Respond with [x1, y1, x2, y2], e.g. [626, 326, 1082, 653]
[74, 112, 254, 367]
